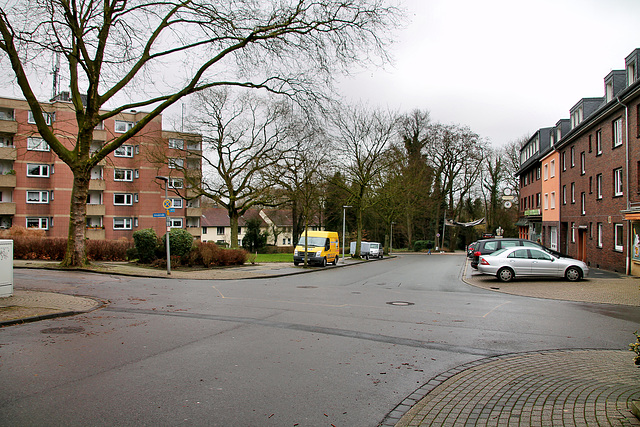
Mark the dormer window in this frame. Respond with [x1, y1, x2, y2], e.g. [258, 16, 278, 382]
[606, 81, 614, 102]
[628, 61, 636, 86]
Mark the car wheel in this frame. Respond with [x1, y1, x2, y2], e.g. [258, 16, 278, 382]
[365, 254, 369, 260]
[565, 266, 582, 282]
[497, 267, 514, 282]
[321, 257, 327, 267]
[294, 261, 299, 266]
[332, 256, 338, 265]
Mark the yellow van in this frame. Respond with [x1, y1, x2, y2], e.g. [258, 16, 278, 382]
[293, 230, 340, 267]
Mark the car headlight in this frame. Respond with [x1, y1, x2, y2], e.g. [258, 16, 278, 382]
[294, 250, 298, 256]
[316, 250, 322, 257]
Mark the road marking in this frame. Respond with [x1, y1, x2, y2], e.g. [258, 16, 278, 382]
[483, 301, 511, 318]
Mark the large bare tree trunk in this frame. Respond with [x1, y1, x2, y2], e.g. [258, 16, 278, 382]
[62, 170, 90, 267]
[229, 210, 240, 249]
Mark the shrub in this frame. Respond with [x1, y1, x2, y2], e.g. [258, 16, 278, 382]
[413, 240, 434, 251]
[86, 239, 133, 261]
[133, 228, 159, 263]
[12, 236, 66, 260]
[188, 241, 246, 267]
[162, 228, 194, 258]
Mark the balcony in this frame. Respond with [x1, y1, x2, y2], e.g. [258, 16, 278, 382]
[186, 227, 202, 237]
[0, 202, 16, 215]
[0, 120, 17, 134]
[0, 174, 16, 187]
[186, 207, 202, 217]
[86, 228, 106, 240]
[93, 129, 107, 141]
[88, 179, 106, 191]
[0, 147, 16, 160]
[86, 204, 106, 216]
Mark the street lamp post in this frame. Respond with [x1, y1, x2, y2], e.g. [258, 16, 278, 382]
[390, 221, 395, 256]
[156, 176, 171, 275]
[342, 205, 352, 264]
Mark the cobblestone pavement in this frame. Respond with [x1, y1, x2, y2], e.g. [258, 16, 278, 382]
[384, 349, 640, 427]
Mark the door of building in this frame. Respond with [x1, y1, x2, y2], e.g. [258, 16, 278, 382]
[577, 228, 587, 262]
[550, 226, 557, 251]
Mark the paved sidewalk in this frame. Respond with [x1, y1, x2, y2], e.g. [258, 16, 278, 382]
[0, 290, 103, 326]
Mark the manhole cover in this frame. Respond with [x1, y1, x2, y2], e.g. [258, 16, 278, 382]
[41, 326, 85, 334]
[297, 286, 318, 289]
[386, 301, 415, 306]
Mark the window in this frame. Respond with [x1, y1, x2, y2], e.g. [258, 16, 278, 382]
[536, 167, 541, 180]
[589, 176, 593, 194]
[614, 224, 624, 252]
[597, 223, 603, 248]
[543, 164, 548, 180]
[114, 145, 134, 157]
[113, 217, 132, 229]
[168, 158, 184, 169]
[550, 160, 555, 178]
[588, 135, 592, 153]
[580, 152, 585, 175]
[27, 164, 50, 177]
[613, 118, 623, 148]
[550, 192, 556, 209]
[544, 193, 549, 210]
[596, 130, 602, 155]
[571, 182, 575, 203]
[26, 190, 49, 203]
[596, 174, 603, 199]
[217, 227, 225, 235]
[170, 198, 182, 209]
[562, 151, 566, 171]
[570, 146, 575, 167]
[114, 169, 133, 182]
[113, 193, 133, 205]
[581, 192, 586, 215]
[562, 185, 567, 205]
[169, 218, 183, 228]
[571, 222, 575, 243]
[168, 139, 184, 149]
[26, 217, 49, 229]
[536, 193, 541, 208]
[168, 178, 183, 189]
[114, 120, 134, 133]
[28, 111, 54, 125]
[27, 137, 50, 152]
[614, 168, 623, 196]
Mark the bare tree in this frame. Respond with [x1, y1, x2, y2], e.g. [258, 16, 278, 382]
[0, 0, 401, 266]
[330, 104, 397, 258]
[183, 88, 291, 249]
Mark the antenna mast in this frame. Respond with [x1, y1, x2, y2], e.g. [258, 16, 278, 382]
[51, 52, 60, 100]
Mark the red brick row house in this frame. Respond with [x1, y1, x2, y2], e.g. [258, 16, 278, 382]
[516, 48, 640, 275]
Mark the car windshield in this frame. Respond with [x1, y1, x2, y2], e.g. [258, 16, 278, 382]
[297, 236, 327, 247]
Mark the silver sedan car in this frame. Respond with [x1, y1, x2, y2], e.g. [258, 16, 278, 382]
[477, 246, 589, 282]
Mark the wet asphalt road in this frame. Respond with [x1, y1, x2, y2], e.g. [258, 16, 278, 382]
[1, 254, 638, 426]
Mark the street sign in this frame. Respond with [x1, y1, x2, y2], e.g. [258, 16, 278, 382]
[153, 213, 166, 218]
[162, 199, 172, 209]
[167, 208, 175, 213]
[504, 201, 512, 209]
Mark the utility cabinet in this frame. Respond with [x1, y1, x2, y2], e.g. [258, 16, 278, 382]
[0, 239, 13, 297]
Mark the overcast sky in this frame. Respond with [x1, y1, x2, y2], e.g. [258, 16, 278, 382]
[337, 0, 640, 148]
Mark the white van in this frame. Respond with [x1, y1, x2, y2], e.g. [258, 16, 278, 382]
[350, 241, 383, 259]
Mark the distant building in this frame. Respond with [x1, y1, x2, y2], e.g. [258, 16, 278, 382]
[0, 94, 202, 240]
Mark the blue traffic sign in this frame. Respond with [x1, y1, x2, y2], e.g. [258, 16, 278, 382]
[153, 213, 166, 218]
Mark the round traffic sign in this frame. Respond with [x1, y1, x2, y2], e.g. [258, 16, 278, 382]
[504, 188, 512, 196]
[163, 199, 172, 209]
[504, 201, 512, 209]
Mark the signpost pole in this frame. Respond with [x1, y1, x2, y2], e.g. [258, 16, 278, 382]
[156, 176, 171, 275]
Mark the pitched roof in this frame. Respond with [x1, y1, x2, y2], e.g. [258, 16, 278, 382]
[200, 207, 268, 227]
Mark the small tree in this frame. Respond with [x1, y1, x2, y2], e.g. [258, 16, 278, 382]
[163, 229, 194, 258]
[242, 218, 268, 253]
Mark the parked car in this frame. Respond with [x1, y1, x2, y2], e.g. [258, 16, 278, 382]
[350, 241, 383, 259]
[471, 238, 564, 269]
[467, 241, 478, 258]
[477, 246, 588, 282]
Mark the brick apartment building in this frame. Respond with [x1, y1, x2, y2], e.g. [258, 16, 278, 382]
[517, 48, 640, 275]
[0, 94, 202, 240]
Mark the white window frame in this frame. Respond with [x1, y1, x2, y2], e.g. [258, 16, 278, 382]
[27, 137, 50, 152]
[26, 164, 50, 177]
[169, 218, 183, 228]
[597, 223, 603, 248]
[168, 139, 184, 149]
[570, 146, 575, 167]
[581, 192, 586, 215]
[26, 190, 49, 204]
[26, 217, 49, 230]
[168, 178, 183, 189]
[543, 193, 549, 210]
[571, 222, 576, 243]
[571, 182, 575, 203]
[614, 168, 623, 196]
[613, 118, 623, 148]
[28, 111, 54, 125]
[614, 223, 624, 252]
[170, 198, 183, 209]
[596, 130, 602, 155]
[550, 160, 555, 178]
[580, 152, 585, 174]
[114, 120, 134, 133]
[114, 169, 133, 182]
[168, 158, 184, 169]
[113, 217, 133, 230]
[114, 145, 134, 158]
[596, 174, 603, 199]
[113, 193, 133, 206]
[543, 164, 548, 181]
[562, 185, 567, 205]
[550, 192, 556, 209]
[217, 227, 225, 235]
